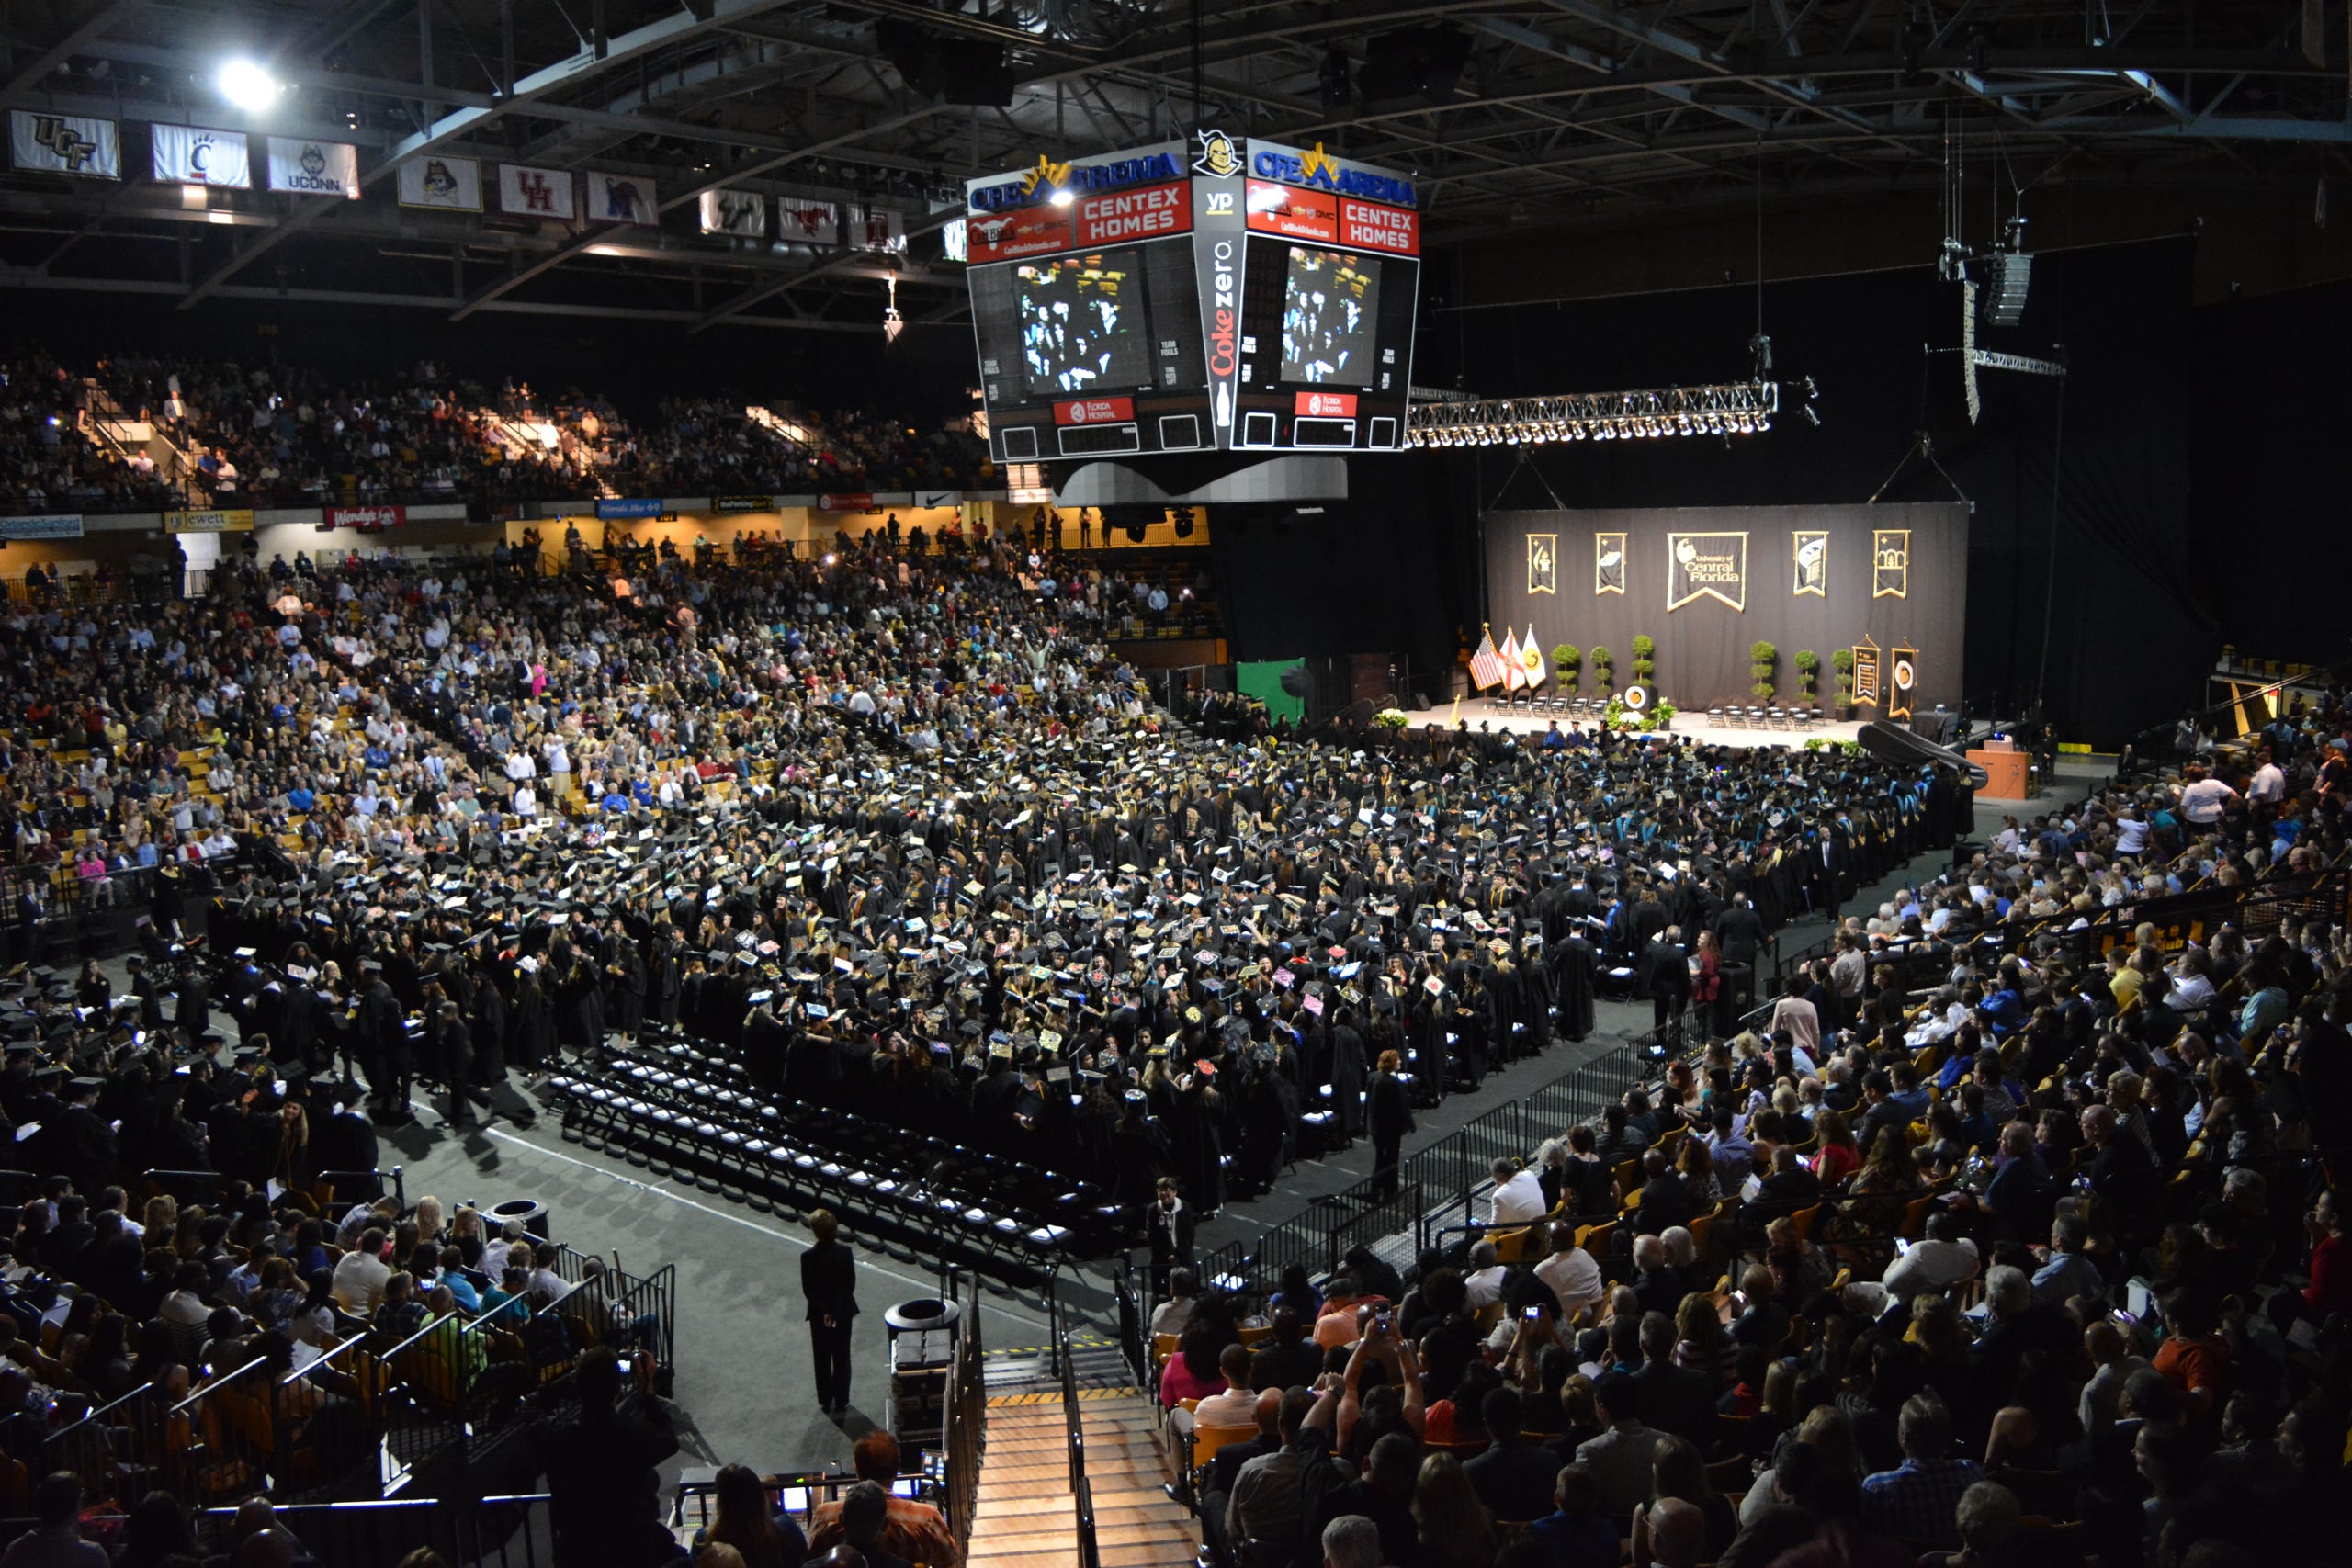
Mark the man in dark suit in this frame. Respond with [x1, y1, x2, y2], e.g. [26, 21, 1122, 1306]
[311, 1087, 381, 1190]
[1633, 1147, 1697, 1238]
[1631, 1311, 1718, 1451]
[1246, 1308, 1321, 1393]
[800, 1207, 859, 1416]
[1464, 1386, 1562, 1523]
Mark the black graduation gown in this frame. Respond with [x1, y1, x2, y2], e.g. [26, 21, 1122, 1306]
[1553, 936, 1597, 1041]
[1329, 1024, 1367, 1138]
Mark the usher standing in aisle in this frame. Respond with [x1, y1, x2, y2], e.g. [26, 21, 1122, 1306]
[802, 1209, 860, 1416]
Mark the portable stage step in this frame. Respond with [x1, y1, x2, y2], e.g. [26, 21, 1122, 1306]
[965, 1388, 1198, 1568]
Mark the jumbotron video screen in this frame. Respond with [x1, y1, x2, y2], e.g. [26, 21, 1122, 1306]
[963, 134, 1419, 458]
[1280, 246, 1383, 389]
[1014, 249, 1148, 398]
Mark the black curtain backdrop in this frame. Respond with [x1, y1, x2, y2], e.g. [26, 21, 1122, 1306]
[2193, 276, 2352, 682]
[1482, 502, 1967, 714]
[1410, 238, 2210, 748]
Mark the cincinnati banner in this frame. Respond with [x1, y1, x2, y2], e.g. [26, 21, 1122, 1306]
[1666, 531, 1748, 612]
[398, 154, 481, 211]
[584, 170, 657, 225]
[152, 124, 250, 188]
[10, 111, 119, 177]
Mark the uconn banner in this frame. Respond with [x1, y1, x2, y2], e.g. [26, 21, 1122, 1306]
[266, 137, 358, 198]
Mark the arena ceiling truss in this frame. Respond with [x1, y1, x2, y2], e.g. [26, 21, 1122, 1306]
[0, 0, 2343, 331]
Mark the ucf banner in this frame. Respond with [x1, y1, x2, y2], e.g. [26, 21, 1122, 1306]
[10, 111, 119, 177]
[1666, 532, 1747, 612]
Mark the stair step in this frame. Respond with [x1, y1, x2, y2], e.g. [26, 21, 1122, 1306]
[970, 1491, 1186, 1524]
[969, 1547, 1184, 1568]
[969, 1519, 1197, 1552]
[982, 1457, 1163, 1484]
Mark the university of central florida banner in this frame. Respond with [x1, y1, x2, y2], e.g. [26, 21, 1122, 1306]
[1484, 502, 1969, 713]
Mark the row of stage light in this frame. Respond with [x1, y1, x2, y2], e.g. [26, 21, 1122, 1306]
[1405, 379, 1800, 447]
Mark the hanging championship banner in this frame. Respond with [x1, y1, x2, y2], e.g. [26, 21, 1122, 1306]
[1526, 533, 1556, 595]
[778, 200, 840, 246]
[700, 190, 766, 237]
[10, 111, 118, 177]
[849, 205, 906, 253]
[1792, 529, 1828, 597]
[1666, 531, 1748, 612]
[498, 164, 575, 220]
[1851, 639, 1883, 708]
[1889, 644, 1918, 720]
[152, 125, 250, 188]
[1594, 532, 1626, 596]
[1872, 528, 1910, 598]
[398, 153, 481, 211]
[584, 170, 657, 225]
[266, 137, 358, 197]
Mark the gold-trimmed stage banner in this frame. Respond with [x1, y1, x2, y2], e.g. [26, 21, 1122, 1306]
[1792, 530, 1828, 597]
[1527, 533, 1557, 595]
[1667, 531, 1747, 612]
[1890, 644, 1918, 719]
[1594, 532, 1625, 595]
[1852, 637, 1882, 708]
[1872, 529, 1910, 598]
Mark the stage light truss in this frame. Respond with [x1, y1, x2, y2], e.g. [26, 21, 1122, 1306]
[1405, 381, 1782, 447]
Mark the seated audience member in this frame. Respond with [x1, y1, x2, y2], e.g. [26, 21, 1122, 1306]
[806, 1431, 959, 1566]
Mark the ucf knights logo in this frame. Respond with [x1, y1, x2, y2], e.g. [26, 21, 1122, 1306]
[1193, 129, 1242, 178]
[31, 116, 102, 172]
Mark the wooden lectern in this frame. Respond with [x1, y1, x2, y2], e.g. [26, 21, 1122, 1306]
[1968, 738, 2030, 800]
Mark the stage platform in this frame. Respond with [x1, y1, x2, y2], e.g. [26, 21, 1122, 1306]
[1401, 694, 1870, 750]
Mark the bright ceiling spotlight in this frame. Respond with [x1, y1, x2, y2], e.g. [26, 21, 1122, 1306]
[1047, 187, 1076, 208]
[218, 57, 281, 111]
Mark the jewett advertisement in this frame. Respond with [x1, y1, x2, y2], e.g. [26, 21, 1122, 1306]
[164, 508, 255, 533]
[1666, 532, 1748, 612]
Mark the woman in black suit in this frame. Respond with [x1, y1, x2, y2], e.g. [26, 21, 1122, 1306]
[1367, 1049, 1415, 1201]
[801, 1208, 859, 1415]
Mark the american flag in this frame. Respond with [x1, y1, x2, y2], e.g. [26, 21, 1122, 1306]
[1499, 626, 1526, 692]
[1468, 626, 1505, 690]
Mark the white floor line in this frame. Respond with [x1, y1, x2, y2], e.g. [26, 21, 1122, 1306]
[480, 1124, 1032, 1309]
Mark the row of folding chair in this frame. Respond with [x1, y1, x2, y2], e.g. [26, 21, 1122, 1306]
[547, 1053, 1125, 1268]
[1706, 705, 1824, 729]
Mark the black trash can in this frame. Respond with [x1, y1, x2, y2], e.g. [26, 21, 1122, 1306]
[490, 1198, 550, 1243]
[884, 1297, 963, 1450]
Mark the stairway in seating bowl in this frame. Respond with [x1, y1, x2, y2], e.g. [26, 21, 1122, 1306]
[965, 1387, 1198, 1568]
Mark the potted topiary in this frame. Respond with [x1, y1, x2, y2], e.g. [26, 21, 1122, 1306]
[1631, 635, 1656, 687]
[1589, 646, 1613, 693]
[1552, 644, 1581, 694]
[1651, 698, 1678, 732]
[1749, 640, 1778, 705]
[1793, 649, 1819, 703]
[1831, 648, 1854, 718]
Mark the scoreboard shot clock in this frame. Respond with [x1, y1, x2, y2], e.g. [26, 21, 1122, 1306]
[964, 133, 1420, 464]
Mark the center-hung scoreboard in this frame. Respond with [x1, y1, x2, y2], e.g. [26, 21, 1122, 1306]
[964, 130, 1421, 464]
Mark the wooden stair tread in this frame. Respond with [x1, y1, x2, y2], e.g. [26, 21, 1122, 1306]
[968, 1549, 1181, 1568]
[970, 1493, 1188, 1523]
[970, 1521, 1197, 1551]
[981, 1458, 1162, 1483]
